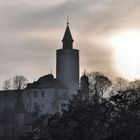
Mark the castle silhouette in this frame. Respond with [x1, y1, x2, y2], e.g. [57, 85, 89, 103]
[0, 23, 90, 139]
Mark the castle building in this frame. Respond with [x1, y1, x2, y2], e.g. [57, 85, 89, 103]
[0, 22, 80, 116]
[23, 74, 66, 114]
[0, 22, 91, 139]
[23, 22, 79, 114]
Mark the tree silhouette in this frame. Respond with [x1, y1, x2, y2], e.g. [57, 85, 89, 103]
[20, 73, 140, 140]
[13, 75, 28, 90]
[3, 78, 11, 90]
[88, 72, 112, 99]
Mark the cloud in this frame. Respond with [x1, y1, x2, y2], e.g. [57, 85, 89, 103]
[0, 0, 140, 88]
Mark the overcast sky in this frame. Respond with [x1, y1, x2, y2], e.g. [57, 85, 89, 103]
[0, 0, 140, 88]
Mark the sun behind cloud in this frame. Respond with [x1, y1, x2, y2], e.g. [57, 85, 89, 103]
[106, 30, 140, 80]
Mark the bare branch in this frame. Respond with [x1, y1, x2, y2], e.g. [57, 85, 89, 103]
[3, 78, 11, 90]
[13, 75, 28, 90]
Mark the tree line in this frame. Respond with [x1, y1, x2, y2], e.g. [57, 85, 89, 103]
[3, 75, 28, 90]
[20, 72, 140, 140]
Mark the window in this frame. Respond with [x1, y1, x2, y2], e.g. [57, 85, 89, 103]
[41, 104, 44, 108]
[33, 91, 38, 97]
[33, 103, 40, 112]
[27, 91, 30, 97]
[61, 103, 66, 108]
[27, 103, 29, 109]
[41, 91, 45, 97]
[54, 91, 58, 98]
[54, 91, 58, 94]
[60, 101, 68, 111]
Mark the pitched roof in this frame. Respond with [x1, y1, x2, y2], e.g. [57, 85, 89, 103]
[26, 74, 66, 89]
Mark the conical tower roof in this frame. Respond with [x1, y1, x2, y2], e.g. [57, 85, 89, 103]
[62, 22, 74, 49]
[62, 23, 74, 41]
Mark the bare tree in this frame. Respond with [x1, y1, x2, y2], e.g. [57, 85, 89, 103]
[115, 77, 129, 90]
[3, 78, 11, 90]
[109, 77, 129, 96]
[129, 79, 140, 89]
[115, 77, 128, 86]
[88, 72, 112, 98]
[13, 75, 28, 90]
[111, 78, 140, 96]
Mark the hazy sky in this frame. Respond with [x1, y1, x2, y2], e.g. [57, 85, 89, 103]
[0, 0, 140, 88]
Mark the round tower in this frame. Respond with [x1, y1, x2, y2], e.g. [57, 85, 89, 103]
[80, 74, 90, 102]
[56, 22, 79, 97]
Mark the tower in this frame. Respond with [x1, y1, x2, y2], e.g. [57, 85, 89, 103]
[56, 22, 79, 97]
[80, 74, 90, 102]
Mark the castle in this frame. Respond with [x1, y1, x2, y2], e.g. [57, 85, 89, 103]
[22, 22, 80, 114]
[0, 22, 90, 138]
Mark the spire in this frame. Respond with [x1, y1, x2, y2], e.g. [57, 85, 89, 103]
[84, 69, 86, 75]
[62, 21, 74, 49]
[67, 14, 69, 26]
[50, 69, 52, 74]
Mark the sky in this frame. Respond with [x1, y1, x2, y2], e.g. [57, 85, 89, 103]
[0, 0, 140, 88]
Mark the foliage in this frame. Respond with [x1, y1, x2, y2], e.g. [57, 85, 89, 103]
[20, 114, 49, 140]
[20, 72, 140, 140]
[88, 72, 112, 98]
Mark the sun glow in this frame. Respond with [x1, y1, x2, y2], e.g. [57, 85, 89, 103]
[107, 30, 140, 80]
